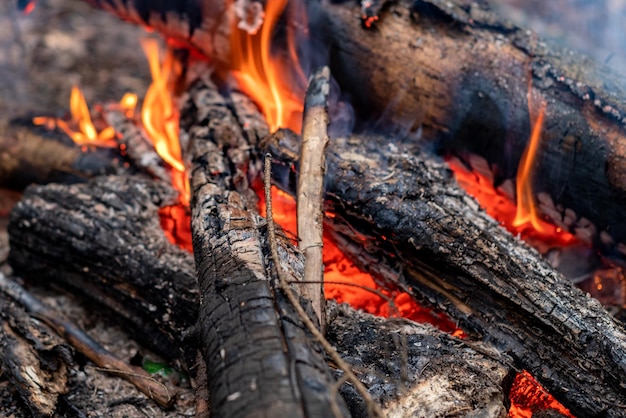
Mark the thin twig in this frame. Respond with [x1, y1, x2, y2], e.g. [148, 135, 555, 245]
[0, 273, 173, 408]
[264, 154, 383, 418]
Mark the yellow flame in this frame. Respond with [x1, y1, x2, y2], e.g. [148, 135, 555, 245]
[230, 0, 306, 132]
[140, 39, 189, 205]
[512, 102, 549, 232]
[33, 86, 116, 147]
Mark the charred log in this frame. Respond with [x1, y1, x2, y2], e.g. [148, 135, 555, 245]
[315, 134, 626, 417]
[183, 75, 350, 418]
[0, 120, 123, 190]
[7, 175, 199, 367]
[327, 302, 509, 417]
[316, 0, 626, 256]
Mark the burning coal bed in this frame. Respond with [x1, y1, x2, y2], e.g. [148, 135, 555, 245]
[2, 1, 626, 418]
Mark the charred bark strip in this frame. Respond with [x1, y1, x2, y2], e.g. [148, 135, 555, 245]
[0, 120, 122, 190]
[7, 175, 198, 366]
[327, 302, 509, 417]
[183, 75, 348, 418]
[0, 292, 73, 416]
[319, 134, 626, 417]
[316, 0, 626, 255]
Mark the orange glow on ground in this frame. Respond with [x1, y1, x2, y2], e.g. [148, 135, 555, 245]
[229, 0, 306, 132]
[33, 86, 117, 147]
[509, 371, 575, 418]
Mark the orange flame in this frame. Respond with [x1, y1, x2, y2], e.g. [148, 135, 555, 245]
[229, 0, 306, 132]
[141, 38, 189, 206]
[513, 102, 550, 232]
[33, 86, 117, 147]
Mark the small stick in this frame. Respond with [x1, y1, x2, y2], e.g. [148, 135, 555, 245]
[265, 154, 383, 418]
[297, 66, 331, 330]
[0, 273, 173, 408]
[103, 107, 172, 183]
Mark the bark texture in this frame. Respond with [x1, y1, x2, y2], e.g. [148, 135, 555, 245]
[327, 302, 509, 418]
[183, 75, 349, 418]
[0, 293, 73, 416]
[320, 134, 626, 417]
[7, 175, 199, 366]
[316, 0, 626, 255]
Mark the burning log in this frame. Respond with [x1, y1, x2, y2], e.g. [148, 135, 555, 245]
[0, 120, 123, 190]
[84, 0, 626, 255]
[7, 175, 199, 367]
[317, 0, 626, 255]
[103, 107, 171, 184]
[183, 75, 350, 418]
[314, 135, 626, 416]
[327, 302, 509, 417]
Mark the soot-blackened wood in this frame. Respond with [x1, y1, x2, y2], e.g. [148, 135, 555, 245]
[0, 120, 123, 190]
[183, 75, 348, 418]
[326, 302, 509, 418]
[7, 175, 199, 367]
[0, 293, 73, 416]
[315, 0, 626, 256]
[321, 135, 626, 417]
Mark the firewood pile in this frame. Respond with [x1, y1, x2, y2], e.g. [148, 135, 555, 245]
[2, 0, 626, 417]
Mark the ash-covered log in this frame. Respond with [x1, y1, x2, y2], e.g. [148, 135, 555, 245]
[319, 134, 626, 416]
[7, 175, 199, 367]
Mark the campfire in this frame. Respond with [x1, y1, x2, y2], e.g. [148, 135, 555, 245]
[2, 0, 626, 417]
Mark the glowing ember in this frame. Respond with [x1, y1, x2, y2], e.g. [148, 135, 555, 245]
[509, 371, 575, 418]
[119, 92, 138, 118]
[33, 86, 117, 147]
[141, 38, 189, 206]
[447, 104, 579, 248]
[229, 0, 306, 132]
[258, 185, 463, 334]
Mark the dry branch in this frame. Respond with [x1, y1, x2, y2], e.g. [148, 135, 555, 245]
[297, 66, 331, 330]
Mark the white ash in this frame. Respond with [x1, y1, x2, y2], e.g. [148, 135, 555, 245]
[234, 0, 265, 35]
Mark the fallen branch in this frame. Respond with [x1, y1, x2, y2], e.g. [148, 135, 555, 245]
[297, 66, 331, 330]
[0, 273, 173, 408]
[0, 288, 72, 416]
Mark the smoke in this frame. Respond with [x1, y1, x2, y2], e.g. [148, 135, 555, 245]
[491, 0, 626, 73]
